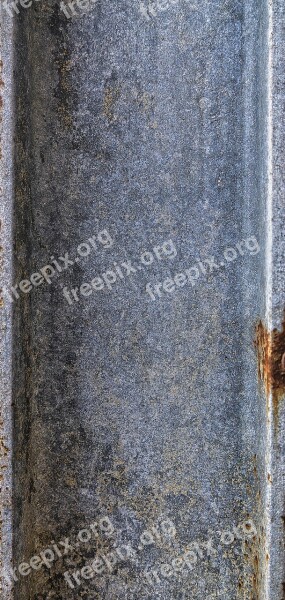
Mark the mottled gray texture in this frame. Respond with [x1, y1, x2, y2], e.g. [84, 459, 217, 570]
[0, 0, 284, 598]
[0, 6, 13, 599]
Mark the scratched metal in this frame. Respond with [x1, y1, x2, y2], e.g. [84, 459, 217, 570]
[0, 0, 284, 598]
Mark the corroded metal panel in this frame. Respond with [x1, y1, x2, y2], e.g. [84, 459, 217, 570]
[0, 1, 284, 599]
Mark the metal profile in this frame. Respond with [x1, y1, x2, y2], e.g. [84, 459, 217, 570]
[0, 1, 284, 598]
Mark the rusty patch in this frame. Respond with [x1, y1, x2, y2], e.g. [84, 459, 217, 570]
[238, 520, 263, 600]
[0, 437, 9, 458]
[255, 314, 285, 427]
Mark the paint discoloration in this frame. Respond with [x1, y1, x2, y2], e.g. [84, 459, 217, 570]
[255, 314, 285, 427]
[236, 513, 265, 600]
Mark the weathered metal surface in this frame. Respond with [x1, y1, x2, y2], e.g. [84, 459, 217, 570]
[0, 0, 284, 598]
[0, 6, 14, 599]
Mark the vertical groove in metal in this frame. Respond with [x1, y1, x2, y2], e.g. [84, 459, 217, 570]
[268, 1, 285, 597]
[264, 1, 273, 596]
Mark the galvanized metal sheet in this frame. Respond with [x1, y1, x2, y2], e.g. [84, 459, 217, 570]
[0, 0, 284, 598]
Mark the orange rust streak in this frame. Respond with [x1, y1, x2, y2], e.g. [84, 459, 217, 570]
[255, 313, 285, 429]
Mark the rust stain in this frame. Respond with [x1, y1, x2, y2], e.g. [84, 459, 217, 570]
[255, 313, 285, 428]
[0, 438, 9, 458]
[238, 519, 263, 600]
[250, 526, 265, 600]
